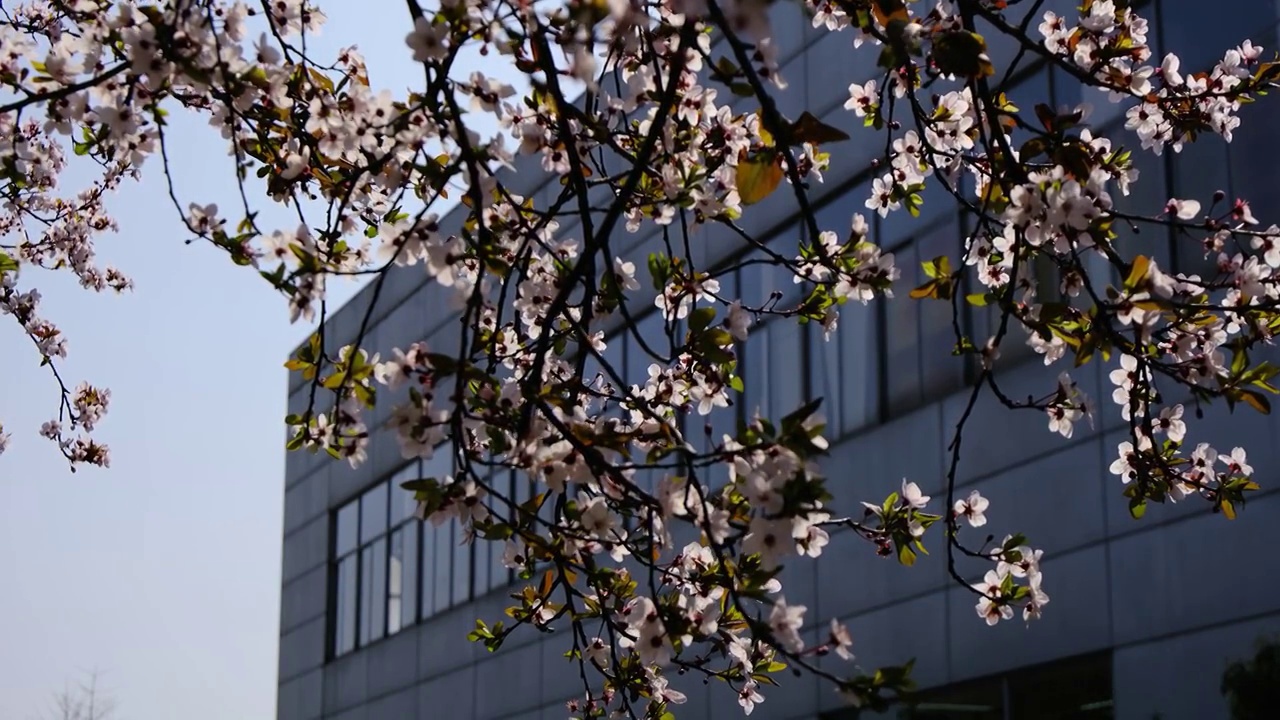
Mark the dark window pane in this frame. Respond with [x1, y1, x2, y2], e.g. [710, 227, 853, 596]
[1008, 652, 1113, 720]
[390, 461, 421, 525]
[387, 530, 404, 635]
[472, 508, 489, 596]
[634, 467, 657, 496]
[402, 523, 418, 629]
[1230, 97, 1280, 226]
[1109, 124, 1172, 276]
[1050, 62, 1082, 114]
[884, 242, 923, 412]
[451, 519, 472, 605]
[599, 331, 626, 412]
[387, 527, 417, 635]
[625, 311, 666, 387]
[743, 323, 771, 420]
[750, 229, 805, 307]
[488, 472, 512, 591]
[420, 519, 436, 619]
[359, 539, 387, 644]
[770, 321, 803, 417]
[360, 482, 389, 543]
[715, 266, 739, 308]
[808, 323, 842, 434]
[838, 296, 879, 432]
[1159, 0, 1271, 72]
[917, 220, 965, 400]
[336, 502, 359, 557]
[1171, 134, 1231, 277]
[432, 519, 452, 612]
[706, 393, 738, 454]
[334, 555, 358, 656]
[902, 675, 1003, 720]
[514, 473, 531, 513]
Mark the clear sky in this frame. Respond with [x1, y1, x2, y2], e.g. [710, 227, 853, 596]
[0, 4, 525, 717]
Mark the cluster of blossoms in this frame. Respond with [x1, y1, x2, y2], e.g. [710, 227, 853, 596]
[4, 0, 1280, 716]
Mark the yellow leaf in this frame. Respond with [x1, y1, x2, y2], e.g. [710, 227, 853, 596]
[755, 110, 774, 147]
[1221, 498, 1237, 520]
[1125, 254, 1150, 290]
[736, 153, 784, 205]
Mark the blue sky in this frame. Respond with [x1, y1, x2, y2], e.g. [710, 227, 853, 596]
[0, 5, 525, 717]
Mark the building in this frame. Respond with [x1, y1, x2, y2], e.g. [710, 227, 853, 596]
[277, 1, 1280, 718]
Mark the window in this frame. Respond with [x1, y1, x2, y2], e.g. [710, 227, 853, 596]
[334, 555, 357, 655]
[836, 296, 879, 432]
[1006, 652, 1113, 719]
[1229, 94, 1280, 231]
[882, 239, 925, 412]
[807, 322, 842, 432]
[770, 320, 804, 417]
[330, 448, 511, 658]
[902, 674, 1003, 720]
[486, 470, 514, 593]
[1107, 121, 1171, 277]
[331, 459, 422, 658]
[1170, 137, 1231, 278]
[842, 651, 1114, 720]
[743, 321, 772, 420]
[430, 517, 451, 614]
[450, 517, 471, 605]
[915, 220, 966, 400]
[354, 485, 386, 647]
[625, 310, 667, 386]
[750, 239, 805, 307]
[1157, 0, 1271, 74]
[387, 463, 419, 635]
[359, 537, 387, 645]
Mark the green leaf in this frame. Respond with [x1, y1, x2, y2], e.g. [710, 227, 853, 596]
[922, 255, 952, 279]
[1128, 498, 1147, 520]
[648, 253, 671, 291]
[0, 251, 17, 274]
[689, 306, 717, 332]
[882, 492, 899, 514]
[897, 543, 916, 566]
[965, 292, 990, 307]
